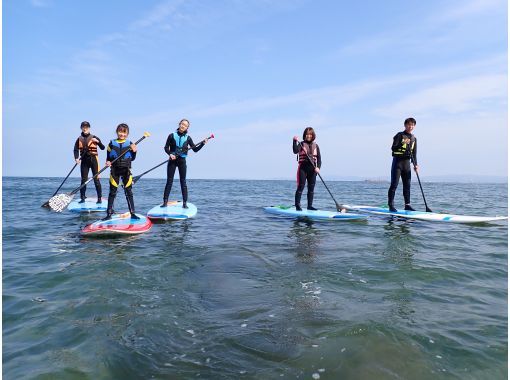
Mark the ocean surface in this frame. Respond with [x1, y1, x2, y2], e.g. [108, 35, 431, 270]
[3, 177, 508, 379]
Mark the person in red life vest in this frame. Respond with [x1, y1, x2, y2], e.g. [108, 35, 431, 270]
[73, 121, 105, 204]
[292, 127, 321, 211]
[161, 119, 207, 208]
[102, 123, 138, 220]
[387, 117, 419, 212]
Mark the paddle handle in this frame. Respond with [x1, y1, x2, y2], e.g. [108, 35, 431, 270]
[70, 132, 150, 195]
[133, 134, 214, 184]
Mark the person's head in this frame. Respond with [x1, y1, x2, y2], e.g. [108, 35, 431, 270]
[116, 123, 129, 140]
[80, 121, 90, 133]
[303, 127, 316, 142]
[404, 118, 416, 133]
[177, 119, 190, 134]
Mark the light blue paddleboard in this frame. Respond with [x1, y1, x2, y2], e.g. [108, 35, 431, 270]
[344, 205, 508, 224]
[68, 198, 107, 213]
[264, 205, 367, 221]
[147, 201, 197, 220]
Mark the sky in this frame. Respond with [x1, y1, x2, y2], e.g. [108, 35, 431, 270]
[3, 0, 508, 180]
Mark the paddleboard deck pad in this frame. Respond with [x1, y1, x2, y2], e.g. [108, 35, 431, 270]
[345, 205, 508, 224]
[82, 212, 152, 236]
[264, 205, 367, 220]
[68, 198, 107, 213]
[147, 201, 197, 220]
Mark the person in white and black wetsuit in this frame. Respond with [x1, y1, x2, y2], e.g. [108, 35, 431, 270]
[161, 119, 207, 208]
[387, 117, 419, 212]
[292, 127, 322, 211]
[73, 121, 105, 203]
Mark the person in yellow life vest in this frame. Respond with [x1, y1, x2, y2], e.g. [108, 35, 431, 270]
[388, 117, 419, 212]
[102, 123, 139, 220]
[292, 127, 321, 211]
[73, 121, 105, 203]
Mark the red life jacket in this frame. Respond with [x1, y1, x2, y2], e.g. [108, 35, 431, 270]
[298, 142, 317, 165]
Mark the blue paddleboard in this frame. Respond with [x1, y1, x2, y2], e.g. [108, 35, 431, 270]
[68, 198, 107, 213]
[147, 201, 197, 220]
[264, 205, 367, 221]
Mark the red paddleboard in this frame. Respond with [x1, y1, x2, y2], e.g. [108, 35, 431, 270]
[82, 212, 152, 236]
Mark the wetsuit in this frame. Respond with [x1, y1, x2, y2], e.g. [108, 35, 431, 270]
[162, 131, 205, 205]
[293, 140, 322, 210]
[387, 131, 417, 208]
[73, 132, 105, 201]
[105, 139, 137, 217]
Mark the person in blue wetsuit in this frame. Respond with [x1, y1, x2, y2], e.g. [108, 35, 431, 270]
[103, 123, 138, 220]
[162, 119, 207, 208]
[73, 121, 105, 203]
[387, 117, 419, 212]
[292, 127, 321, 211]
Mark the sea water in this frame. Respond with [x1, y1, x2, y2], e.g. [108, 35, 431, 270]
[3, 177, 507, 379]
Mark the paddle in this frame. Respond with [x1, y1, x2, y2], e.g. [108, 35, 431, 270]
[131, 134, 214, 185]
[41, 162, 78, 208]
[410, 154, 432, 212]
[48, 132, 151, 212]
[296, 140, 346, 212]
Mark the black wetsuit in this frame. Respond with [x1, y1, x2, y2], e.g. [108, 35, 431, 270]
[105, 139, 137, 216]
[293, 140, 322, 209]
[162, 131, 205, 204]
[73, 132, 105, 201]
[387, 131, 417, 207]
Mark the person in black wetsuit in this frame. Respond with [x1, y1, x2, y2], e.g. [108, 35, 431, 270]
[73, 121, 105, 203]
[387, 117, 419, 212]
[102, 123, 138, 220]
[292, 127, 321, 211]
[161, 119, 207, 208]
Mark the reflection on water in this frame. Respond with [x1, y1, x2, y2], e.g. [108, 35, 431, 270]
[288, 219, 320, 263]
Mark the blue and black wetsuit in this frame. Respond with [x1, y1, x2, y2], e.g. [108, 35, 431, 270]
[388, 131, 417, 209]
[73, 132, 105, 202]
[293, 140, 322, 210]
[104, 139, 137, 217]
[162, 131, 205, 206]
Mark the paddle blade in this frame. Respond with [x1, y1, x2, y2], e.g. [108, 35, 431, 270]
[426, 207, 433, 213]
[210, 134, 215, 139]
[48, 193, 73, 212]
[41, 201, 50, 208]
[143, 131, 151, 138]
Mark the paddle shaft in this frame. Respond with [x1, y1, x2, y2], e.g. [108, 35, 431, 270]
[41, 163, 78, 207]
[410, 154, 432, 212]
[132, 135, 213, 184]
[296, 140, 344, 211]
[69, 134, 149, 196]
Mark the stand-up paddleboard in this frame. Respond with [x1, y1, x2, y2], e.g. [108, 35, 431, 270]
[147, 201, 197, 221]
[68, 198, 107, 213]
[344, 205, 508, 224]
[264, 205, 367, 221]
[82, 212, 152, 236]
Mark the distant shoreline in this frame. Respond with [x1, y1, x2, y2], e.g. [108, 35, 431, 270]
[3, 175, 508, 184]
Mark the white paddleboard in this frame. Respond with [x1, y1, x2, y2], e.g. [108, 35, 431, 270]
[147, 201, 197, 220]
[345, 205, 508, 224]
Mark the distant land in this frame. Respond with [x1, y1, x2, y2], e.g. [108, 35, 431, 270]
[2, 175, 508, 183]
[266, 175, 508, 183]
